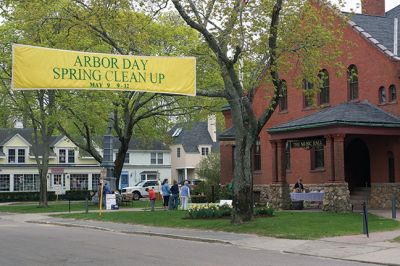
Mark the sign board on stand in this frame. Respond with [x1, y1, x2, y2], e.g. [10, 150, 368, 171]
[106, 194, 117, 210]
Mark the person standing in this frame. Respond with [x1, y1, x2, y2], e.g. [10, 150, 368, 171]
[293, 177, 304, 192]
[170, 180, 179, 210]
[147, 187, 156, 211]
[180, 181, 190, 210]
[102, 181, 111, 209]
[161, 179, 170, 210]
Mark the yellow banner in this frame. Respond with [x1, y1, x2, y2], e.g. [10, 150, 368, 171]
[12, 44, 196, 96]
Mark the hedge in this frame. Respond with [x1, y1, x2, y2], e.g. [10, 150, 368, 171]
[0, 190, 92, 202]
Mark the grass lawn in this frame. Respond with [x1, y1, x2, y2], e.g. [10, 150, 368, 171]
[0, 200, 162, 213]
[53, 210, 400, 240]
[393, 236, 400, 243]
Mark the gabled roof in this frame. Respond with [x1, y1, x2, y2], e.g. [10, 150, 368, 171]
[0, 128, 33, 146]
[0, 128, 56, 157]
[268, 101, 400, 133]
[112, 138, 169, 151]
[170, 122, 219, 153]
[348, 6, 400, 60]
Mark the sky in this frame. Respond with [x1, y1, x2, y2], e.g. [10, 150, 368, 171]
[330, 0, 400, 12]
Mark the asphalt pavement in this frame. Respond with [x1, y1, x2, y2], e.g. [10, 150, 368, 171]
[6, 209, 399, 266]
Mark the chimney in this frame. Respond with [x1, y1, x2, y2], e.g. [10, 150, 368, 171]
[362, 0, 385, 16]
[14, 120, 23, 129]
[207, 115, 217, 143]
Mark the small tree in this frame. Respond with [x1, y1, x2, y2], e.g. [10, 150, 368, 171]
[195, 153, 221, 202]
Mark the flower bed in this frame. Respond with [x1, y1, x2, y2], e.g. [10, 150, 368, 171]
[187, 203, 274, 219]
[187, 203, 231, 219]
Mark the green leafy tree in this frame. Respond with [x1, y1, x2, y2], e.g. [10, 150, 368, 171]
[195, 152, 221, 202]
[168, 0, 345, 223]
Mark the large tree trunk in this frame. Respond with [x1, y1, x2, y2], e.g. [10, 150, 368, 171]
[114, 143, 130, 189]
[39, 165, 49, 207]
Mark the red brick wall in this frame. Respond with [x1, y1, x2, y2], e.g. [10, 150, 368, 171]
[220, 12, 400, 186]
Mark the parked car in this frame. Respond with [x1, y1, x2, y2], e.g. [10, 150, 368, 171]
[121, 180, 160, 200]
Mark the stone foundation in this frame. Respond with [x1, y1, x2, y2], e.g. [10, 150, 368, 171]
[322, 182, 351, 212]
[369, 183, 400, 209]
[254, 183, 291, 209]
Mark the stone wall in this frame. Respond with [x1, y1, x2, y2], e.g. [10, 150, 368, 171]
[369, 183, 400, 209]
[254, 183, 291, 209]
[322, 183, 351, 212]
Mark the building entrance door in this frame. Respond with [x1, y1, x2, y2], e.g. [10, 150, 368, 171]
[345, 138, 371, 191]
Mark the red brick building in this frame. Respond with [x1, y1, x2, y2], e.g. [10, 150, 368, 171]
[219, 0, 400, 211]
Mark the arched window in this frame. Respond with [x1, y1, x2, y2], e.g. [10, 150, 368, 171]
[348, 65, 358, 100]
[389, 84, 397, 102]
[279, 80, 288, 112]
[378, 86, 386, 104]
[318, 70, 329, 105]
[253, 138, 261, 171]
[388, 151, 395, 183]
[303, 79, 313, 108]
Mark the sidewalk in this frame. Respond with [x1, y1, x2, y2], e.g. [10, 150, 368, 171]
[21, 211, 400, 266]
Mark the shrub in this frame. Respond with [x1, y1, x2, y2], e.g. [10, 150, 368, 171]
[59, 190, 91, 201]
[190, 195, 207, 203]
[0, 192, 56, 202]
[254, 204, 274, 217]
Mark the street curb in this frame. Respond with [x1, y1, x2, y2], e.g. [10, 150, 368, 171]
[27, 220, 232, 245]
[283, 250, 400, 266]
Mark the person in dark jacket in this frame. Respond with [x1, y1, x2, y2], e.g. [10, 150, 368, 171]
[169, 180, 179, 210]
[293, 177, 304, 192]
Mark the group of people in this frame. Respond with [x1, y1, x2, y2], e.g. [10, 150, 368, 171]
[146, 178, 191, 211]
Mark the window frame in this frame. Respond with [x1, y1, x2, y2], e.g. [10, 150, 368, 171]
[318, 70, 330, 105]
[389, 84, 397, 102]
[0, 174, 10, 192]
[253, 139, 261, 171]
[124, 153, 130, 164]
[348, 65, 359, 101]
[311, 144, 324, 170]
[378, 86, 386, 104]
[279, 80, 288, 112]
[177, 147, 181, 158]
[59, 149, 66, 163]
[303, 79, 314, 108]
[201, 147, 209, 156]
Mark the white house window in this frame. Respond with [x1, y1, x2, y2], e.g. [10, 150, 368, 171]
[8, 149, 15, 163]
[8, 149, 25, 163]
[68, 150, 75, 163]
[60, 149, 75, 163]
[177, 148, 181, 158]
[0, 175, 10, 191]
[13, 174, 39, 192]
[201, 147, 209, 156]
[53, 174, 62, 186]
[70, 174, 88, 190]
[59, 149, 66, 163]
[18, 149, 25, 163]
[124, 153, 130, 163]
[151, 153, 157, 164]
[151, 153, 163, 164]
[92, 174, 100, 191]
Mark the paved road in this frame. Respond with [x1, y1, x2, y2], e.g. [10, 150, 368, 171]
[0, 214, 377, 266]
